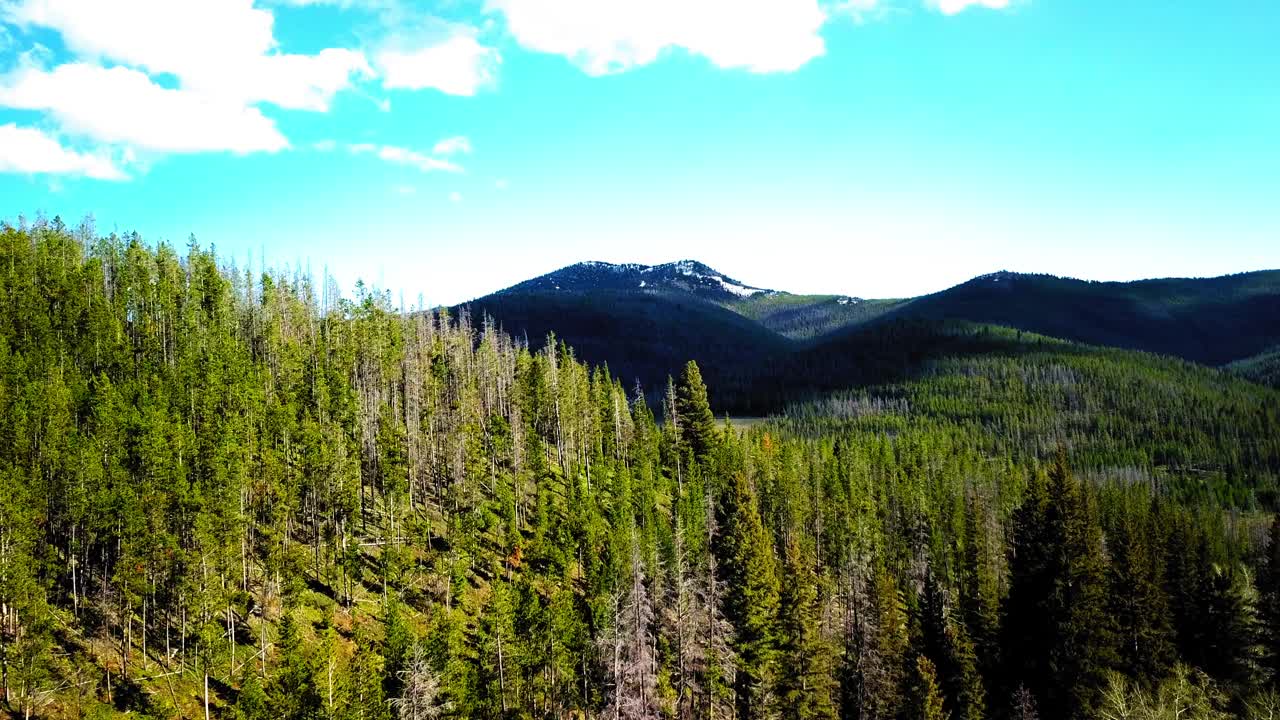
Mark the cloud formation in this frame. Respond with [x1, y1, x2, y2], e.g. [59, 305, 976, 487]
[0, 0, 362, 176]
[432, 136, 472, 156]
[0, 0, 1018, 180]
[0, 63, 289, 154]
[486, 0, 828, 75]
[0, 123, 125, 179]
[375, 32, 500, 96]
[344, 141, 464, 173]
[3, 0, 372, 110]
[928, 0, 1011, 15]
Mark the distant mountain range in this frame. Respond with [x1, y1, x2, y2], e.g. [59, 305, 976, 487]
[461, 261, 1280, 412]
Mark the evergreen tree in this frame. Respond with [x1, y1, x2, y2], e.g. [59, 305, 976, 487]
[724, 472, 781, 719]
[918, 572, 985, 720]
[1107, 500, 1175, 684]
[1259, 516, 1280, 681]
[1004, 455, 1116, 719]
[676, 361, 717, 460]
[910, 655, 949, 720]
[271, 611, 322, 720]
[778, 539, 837, 720]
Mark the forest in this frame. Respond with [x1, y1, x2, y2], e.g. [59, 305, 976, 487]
[4, 218, 1280, 720]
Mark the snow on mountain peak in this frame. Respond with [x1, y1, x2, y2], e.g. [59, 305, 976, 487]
[498, 259, 770, 299]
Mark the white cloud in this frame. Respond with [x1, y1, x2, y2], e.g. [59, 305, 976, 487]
[378, 145, 461, 172]
[312, 139, 338, 151]
[928, 0, 1011, 14]
[376, 32, 499, 95]
[270, 0, 396, 8]
[348, 142, 463, 172]
[448, 190, 462, 203]
[0, 63, 289, 153]
[487, 0, 827, 75]
[0, 123, 126, 179]
[432, 135, 472, 156]
[3, 0, 371, 110]
[494, 178, 509, 189]
[239, 48, 372, 111]
[830, 0, 886, 23]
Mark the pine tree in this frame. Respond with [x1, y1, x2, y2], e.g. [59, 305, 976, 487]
[777, 539, 837, 720]
[843, 562, 909, 720]
[1004, 455, 1116, 719]
[724, 472, 781, 719]
[270, 611, 322, 720]
[1260, 515, 1280, 681]
[1107, 500, 1175, 684]
[676, 361, 717, 460]
[918, 572, 984, 720]
[910, 655, 949, 720]
[1200, 564, 1262, 694]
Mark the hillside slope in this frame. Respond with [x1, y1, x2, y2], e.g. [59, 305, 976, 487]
[1228, 345, 1280, 388]
[465, 288, 791, 408]
[878, 270, 1280, 365]
[465, 263, 1280, 413]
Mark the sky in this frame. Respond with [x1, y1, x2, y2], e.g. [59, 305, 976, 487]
[1, 0, 1278, 306]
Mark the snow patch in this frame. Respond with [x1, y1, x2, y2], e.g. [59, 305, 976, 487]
[718, 277, 763, 297]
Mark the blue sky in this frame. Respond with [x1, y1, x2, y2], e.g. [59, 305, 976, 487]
[1, 0, 1277, 306]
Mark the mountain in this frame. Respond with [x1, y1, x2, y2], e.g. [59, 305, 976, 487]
[874, 269, 1280, 365]
[465, 283, 792, 411]
[489, 260, 902, 341]
[495, 259, 772, 301]
[463, 262, 1280, 413]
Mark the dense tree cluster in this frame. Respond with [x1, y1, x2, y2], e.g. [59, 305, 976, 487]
[2, 219, 1279, 719]
[785, 328, 1280, 510]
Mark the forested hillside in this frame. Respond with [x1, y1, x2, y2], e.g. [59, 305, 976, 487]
[874, 270, 1280, 365]
[1230, 346, 1280, 388]
[4, 219, 1280, 720]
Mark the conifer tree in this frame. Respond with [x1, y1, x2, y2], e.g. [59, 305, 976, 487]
[1107, 500, 1175, 683]
[676, 361, 717, 460]
[1260, 516, 1280, 681]
[778, 539, 837, 720]
[271, 611, 322, 720]
[1004, 455, 1116, 719]
[724, 472, 781, 719]
[911, 655, 949, 720]
[919, 572, 984, 720]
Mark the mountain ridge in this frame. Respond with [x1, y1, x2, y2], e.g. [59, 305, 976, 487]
[461, 261, 1280, 412]
[494, 259, 776, 301]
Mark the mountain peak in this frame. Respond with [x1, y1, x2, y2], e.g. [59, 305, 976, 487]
[496, 259, 772, 300]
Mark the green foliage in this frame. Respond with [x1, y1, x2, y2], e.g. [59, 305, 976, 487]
[910, 654, 950, 720]
[676, 360, 717, 459]
[778, 539, 838, 720]
[1, 219, 1277, 720]
[723, 471, 781, 719]
[1228, 345, 1280, 389]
